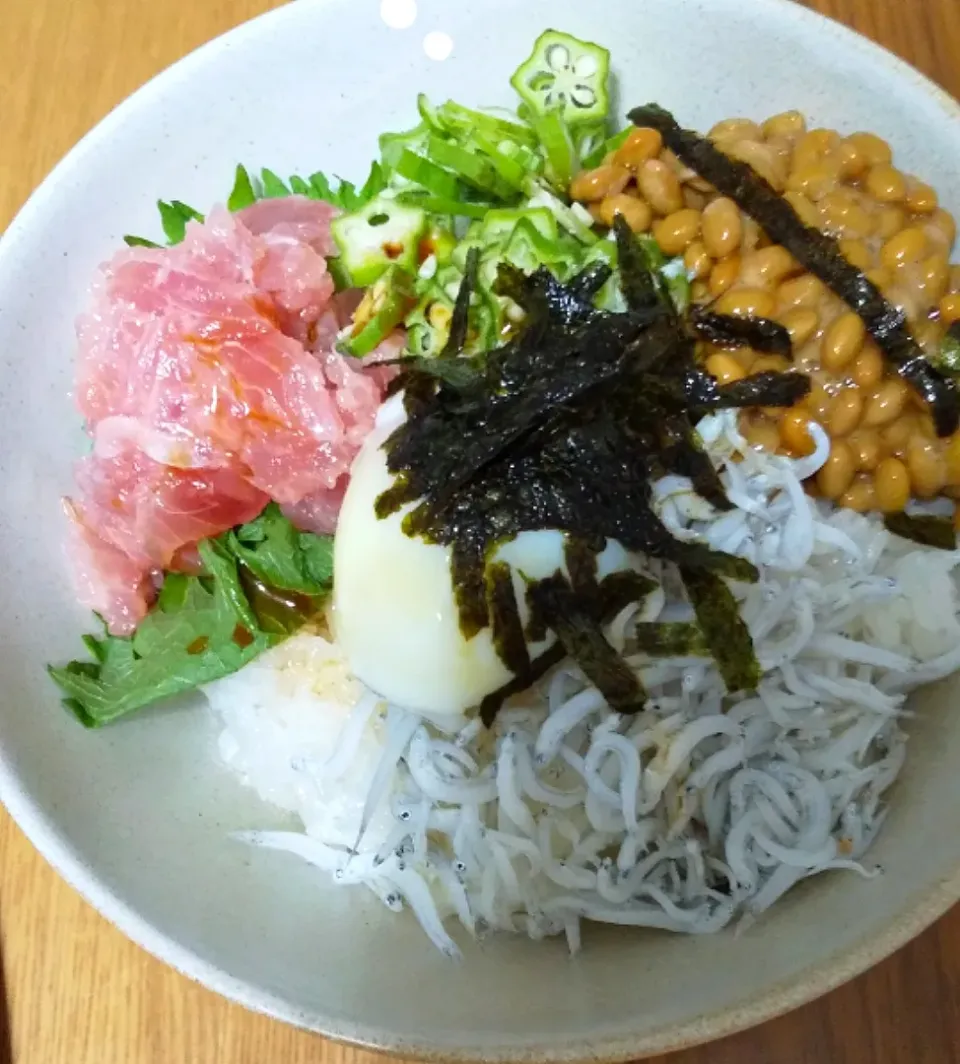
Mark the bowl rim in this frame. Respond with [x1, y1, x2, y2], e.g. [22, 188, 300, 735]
[1, 0, 959, 1058]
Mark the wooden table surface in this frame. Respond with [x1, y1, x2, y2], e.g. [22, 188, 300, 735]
[2, 0, 960, 1061]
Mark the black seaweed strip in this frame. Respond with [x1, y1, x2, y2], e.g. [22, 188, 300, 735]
[564, 537, 602, 604]
[528, 576, 645, 713]
[683, 370, 811, 411]
[485, 567, 656, 727]
[679, 566, 760, 693]
[713, 371, 811, 409]
[486, 562, 532, 676]
[634, 621, 710, 656]
[392, 317, 646, 512]
[450, 536, 490, 640]
[691, 307, 793, 358]
[613, 215, 670, 316]
[883, 513, 957, 550]
[386, 354, 482, 390]
[669, 542, 759, 582]
[493, 263, 600, 329]
[479, 644, 566, 727]
[440, 246, 480, 358]
[630, 104, 960, 436]
[657, 413, 733, 511]
[568, 261, 614, 301]
[598, 570, 659, 613]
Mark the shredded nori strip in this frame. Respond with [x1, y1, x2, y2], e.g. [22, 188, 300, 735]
[388, 353, 482, 390]
[382, 253, 776, 723]
[568, 261, 615, 302]
[883, 513, 958, 550]
[486, 562, 531, 676]
[440, 246, 480, 358]
[634, 621, 710, 657]
[493, 261, 603, 329]
[655, 413, 732, 511]
[479, 644, 566, 727]
[596, 569, 660, 616]
[679, 566, 760, 693]
[694, 371, 812, 411]
[630, 103, 960, 437]
[483, 564, 655, 726]
[563, 536, 604, 608]
[613, 216, 671, 315]
[529, 574, 644, 713]
[691, 307, 793, 358]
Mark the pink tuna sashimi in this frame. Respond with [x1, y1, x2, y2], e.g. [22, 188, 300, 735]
[64, 502, 156, 636]
[281, 488, 347, 537]
[68, 196, 389, 634]
[74, 440, 269, 570]
[236, 196, 338, 256]
[77, 203, 334, 426]
[256, 241, 336, 343]
[310, 289, 366, 356]
[285, 335, 405, 536]
[75, 203, 383, 503]
[81, 287, 365, 502]
[237, 197, 338, 340]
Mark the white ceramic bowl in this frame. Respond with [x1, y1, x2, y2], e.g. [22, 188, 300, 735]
[1, 0, 959, 1058]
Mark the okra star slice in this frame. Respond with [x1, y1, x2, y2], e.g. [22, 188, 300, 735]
[510, 30, 611, 127]
[330, 194, 427, 288]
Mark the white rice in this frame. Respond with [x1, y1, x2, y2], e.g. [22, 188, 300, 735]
[205, 410, 960, 957]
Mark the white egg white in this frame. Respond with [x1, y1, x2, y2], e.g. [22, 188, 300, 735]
[332, 393, 649, 716]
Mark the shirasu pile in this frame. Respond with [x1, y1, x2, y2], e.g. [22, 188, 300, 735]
[210, 411, 960, 957]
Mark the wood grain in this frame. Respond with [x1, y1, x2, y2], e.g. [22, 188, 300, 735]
[1, 0, 959, 1061]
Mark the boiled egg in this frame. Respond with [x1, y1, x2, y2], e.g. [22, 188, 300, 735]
[332, 393, 647, 717]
